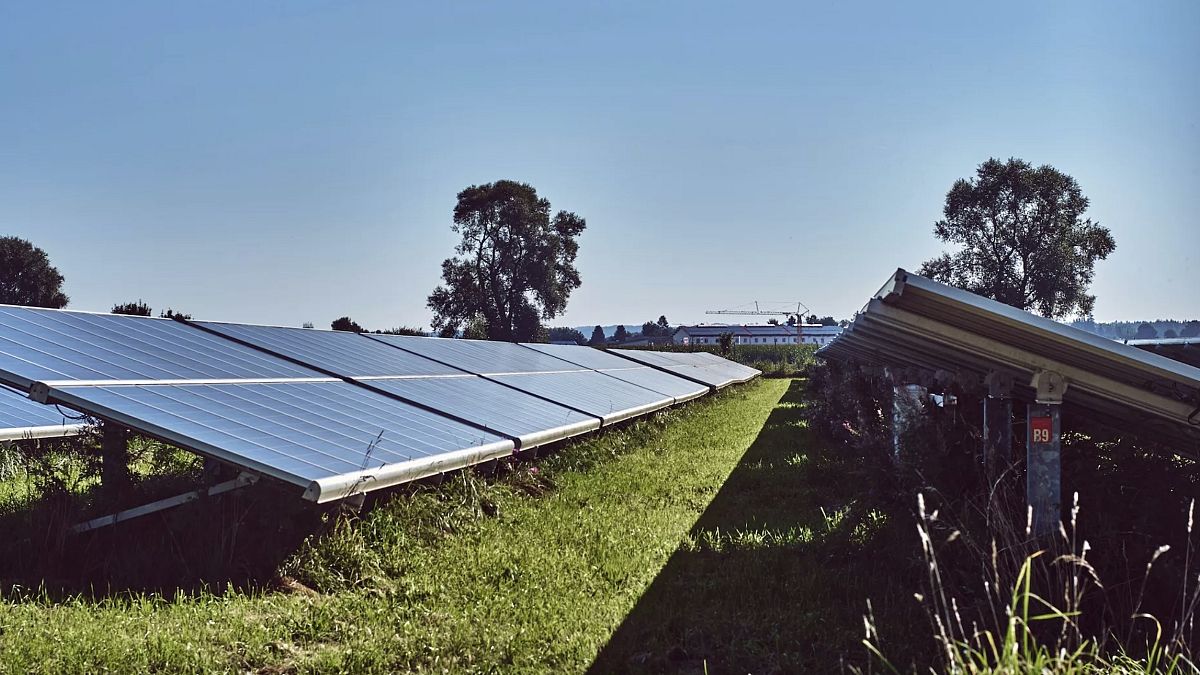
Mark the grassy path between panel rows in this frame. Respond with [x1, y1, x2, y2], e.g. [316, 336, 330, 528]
[0, 378, 916, 673]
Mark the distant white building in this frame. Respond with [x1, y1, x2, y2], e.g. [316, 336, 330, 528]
[673, 323, 842, 347]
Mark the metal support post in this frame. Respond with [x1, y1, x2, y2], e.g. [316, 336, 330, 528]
[983, 372, 1014, 468]
[1027, 370, 1067, 539]
[101, 422, 131, 497]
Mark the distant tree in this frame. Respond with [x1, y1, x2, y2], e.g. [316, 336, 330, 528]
[718, 332, 734, 356]
[548, 327, 587, 345]
[785, 315, 797, 326]
[918, 158, 1115, 319]
[112, 300, 152, 317]
[767, 318, 780, 326]
[379, 326, 428, 336]
[0, 236, 69, 308]
[816, 316, 838, 326]
[805, 314, 818, 324]
[428, 180, 586, 342]
[331, 316, 365, 333]
[589, 325, 606, 346]
[462, 314, 489, 340]
[641, 321, 660, 338]
[1134, 322, 1158, 340]
[613, 325, 629, 343]
[1163, 329, 1178, 339]
[302, 322, 315, 329]
[159, 308, 192, 320]
[656, 315, 670, 334]
[1181, 321, 1200, 338]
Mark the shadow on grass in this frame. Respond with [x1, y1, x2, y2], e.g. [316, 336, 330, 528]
[0, 469, 327, 599]
[588, 379, 926, 674]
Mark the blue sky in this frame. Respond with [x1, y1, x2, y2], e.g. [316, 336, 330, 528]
[1, 1, 1196, 330]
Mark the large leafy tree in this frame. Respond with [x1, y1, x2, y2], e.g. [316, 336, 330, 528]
[428, 181, 586, 342]
[919, 158, 1115, 319]
[331, 316, 365, 333]
[0, 236, 68, 308]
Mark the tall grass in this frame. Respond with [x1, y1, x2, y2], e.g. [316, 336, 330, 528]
[864, 493, 1199, 674]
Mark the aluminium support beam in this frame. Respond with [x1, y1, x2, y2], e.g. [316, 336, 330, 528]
[71, 471, 259, 534]
[1027, 370, 1067, 539]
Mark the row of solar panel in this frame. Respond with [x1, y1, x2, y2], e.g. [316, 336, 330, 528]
[0, 305, 759, 500]
[818, 269, 1200, 454]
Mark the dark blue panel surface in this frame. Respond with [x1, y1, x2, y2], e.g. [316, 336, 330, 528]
[0, 306, 318, 388]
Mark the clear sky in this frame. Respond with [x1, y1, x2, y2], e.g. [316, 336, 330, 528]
[1, 1, 1196, 330]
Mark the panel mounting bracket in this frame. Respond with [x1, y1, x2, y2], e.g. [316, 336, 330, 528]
[70, 471, 259, 534]
[1031, 370, 1068, 404]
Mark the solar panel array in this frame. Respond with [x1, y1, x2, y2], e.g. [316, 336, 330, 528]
[0, 306, 760, 501]
[818, 269, 1200, 454]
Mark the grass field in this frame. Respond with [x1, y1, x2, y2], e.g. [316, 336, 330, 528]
[0, 378, 927, 673]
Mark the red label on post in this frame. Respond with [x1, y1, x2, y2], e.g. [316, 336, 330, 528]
[1030, 416, 1053, 444]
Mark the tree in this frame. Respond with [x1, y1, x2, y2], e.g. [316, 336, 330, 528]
[0, 236, 68, 308]
[1181, 321, 1200, 338]
[767, 318, 780, 326]
[641, 321, 659, 338]
[159, 308, 191, 320]
[786, 315, 797, 326]
[718, 332, 734, 356]
[331, 316, 365, 332]
[112, 300, 152, 316]
[1134, 322, 1158, 340]
[918, 158, 1115, 319]
[656, 315, 670, 334]
[548, 327, 586, 345]
[589, 325, 606, 346]
[613, 325, 629, 343]
[428, 180, 586, 342]
[379, 326, 428, 336]
[1164, 329, 1178, 339]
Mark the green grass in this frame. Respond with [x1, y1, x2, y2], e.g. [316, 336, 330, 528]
[3, 378, 911, 673]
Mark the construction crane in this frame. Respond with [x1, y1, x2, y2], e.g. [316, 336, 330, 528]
[705, 300, 812, 322]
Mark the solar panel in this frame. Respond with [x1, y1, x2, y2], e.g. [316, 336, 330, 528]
[195, 322, 461, 377]
[367, 334, 590, 374]
[366, 334, 680, 422]
[0, 383, 86, 441]
[353, 376, 600, 442]
[193, 322, 603, 440]
[609, 349, 753, 389]
[43, 381, 513, 502]
[487, 371, 673, 424]
[0, 305, 315, 388]
[819, 269, 1200, 453]
[521, 343, 709, 402]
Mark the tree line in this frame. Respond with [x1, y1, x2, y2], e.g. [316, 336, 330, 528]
[6, 157, 1183, 343]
